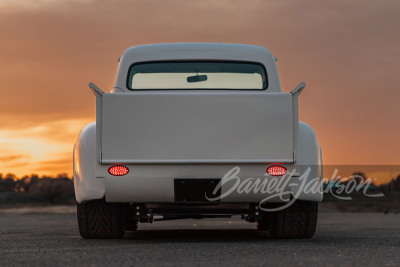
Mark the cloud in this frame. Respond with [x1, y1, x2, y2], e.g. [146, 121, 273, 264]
[34, 155, 72, 173]
[0, 119, 89, 176]
[0, 155, 26, 162]
[0, 0, 94, 12]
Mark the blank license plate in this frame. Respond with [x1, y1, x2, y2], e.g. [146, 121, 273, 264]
[174, 179, 221, 203]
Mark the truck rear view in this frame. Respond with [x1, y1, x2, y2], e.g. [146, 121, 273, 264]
[74, 43, 323, 239]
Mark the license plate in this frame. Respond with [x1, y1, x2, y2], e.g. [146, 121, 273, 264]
[174, 179, 221, 203]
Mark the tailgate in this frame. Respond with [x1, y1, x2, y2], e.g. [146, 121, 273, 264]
[98, 92, 295, 164]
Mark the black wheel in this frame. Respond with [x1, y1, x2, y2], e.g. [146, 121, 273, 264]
[270, 201, 318, 239]
[77, 199, 127, 239]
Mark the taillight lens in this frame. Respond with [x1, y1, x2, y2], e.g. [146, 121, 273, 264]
[267, 165, 287, 176]
[108, 165, 129, 176]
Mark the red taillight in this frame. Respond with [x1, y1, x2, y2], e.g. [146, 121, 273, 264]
[108, 165, 129, 176]
[267, 165, 287, 176]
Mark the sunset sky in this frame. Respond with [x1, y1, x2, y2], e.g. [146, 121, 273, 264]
[0, 0, 399, 181]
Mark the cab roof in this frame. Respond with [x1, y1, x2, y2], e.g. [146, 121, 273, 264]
[115, 43, 281, 92]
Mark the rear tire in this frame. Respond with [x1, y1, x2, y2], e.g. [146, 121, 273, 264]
[269, 201, 318, 239]
[77, 199, 127, 239]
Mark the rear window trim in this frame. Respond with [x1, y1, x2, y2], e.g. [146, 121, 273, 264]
[126, 60, 269, 91]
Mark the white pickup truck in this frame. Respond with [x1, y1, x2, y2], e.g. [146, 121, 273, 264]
[73, 43, 323, 239]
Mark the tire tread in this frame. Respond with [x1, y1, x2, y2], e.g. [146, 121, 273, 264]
[77, 199, 125, 239]
[270, 201, 318, 239]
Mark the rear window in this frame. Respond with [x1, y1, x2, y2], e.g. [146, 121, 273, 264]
[127, 61, 267, 90]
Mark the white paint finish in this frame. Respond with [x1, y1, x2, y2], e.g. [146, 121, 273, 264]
[100, 92, 294, 164]
[74, 122, 323, 203]
[73, 122, 105, 203]
[74, 43, 323, 204]
[105, 176, 175, 203]
[104, 164, 293, 203]
[115, 43, 281, 92]
[290, 122, 323, 202]
[105, 176, 290, 203]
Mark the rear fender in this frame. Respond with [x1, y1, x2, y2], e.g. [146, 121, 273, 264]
[73, 122, 105, 203]
[290, 121, 323, 202]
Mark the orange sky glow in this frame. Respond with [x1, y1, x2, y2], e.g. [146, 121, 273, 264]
[0, 0, 399, 183]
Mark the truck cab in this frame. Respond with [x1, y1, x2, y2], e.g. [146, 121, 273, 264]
[74, 43, 323, 239]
